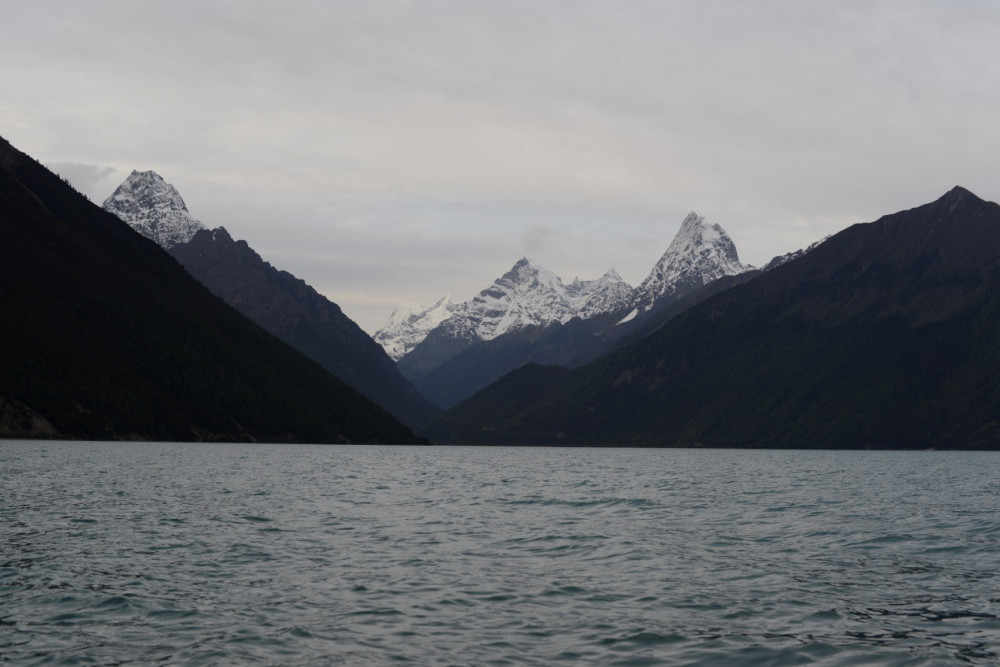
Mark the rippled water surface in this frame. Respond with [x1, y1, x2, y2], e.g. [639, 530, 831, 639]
[3, 442, 1000, 665]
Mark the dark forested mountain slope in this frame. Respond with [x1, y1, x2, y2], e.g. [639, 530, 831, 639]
[424, 364, 574, 441]
[0, 136, 420, 443]
[426, 187, 1000, 449]
[169, 228, 438, 428]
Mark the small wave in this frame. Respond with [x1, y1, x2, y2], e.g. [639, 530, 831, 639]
[503, 497, 658, 508]
[598, 630, 685, 647]
[350, 608, 403, 616]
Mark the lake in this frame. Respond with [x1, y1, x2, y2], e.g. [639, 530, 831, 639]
[2, 441, 999, 665]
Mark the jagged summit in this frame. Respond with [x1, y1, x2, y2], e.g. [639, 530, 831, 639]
[567, 268, 634, 320]
[471, 257, 629, 341]
[210, 226, 234, 242]
[376, 259, 634, 359]
[103, 170, 205, 249]
[379, 211, 750, 361]
[631, 211, 748, 312]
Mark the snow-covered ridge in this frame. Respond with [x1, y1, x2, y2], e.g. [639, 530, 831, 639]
[377, 210, 753, 358]
[374, 259, 633, 358]
[103, 170, 205, 249]
[566, 268, 634, 320]
[374, 296, 459, 361]
[465, 258, 632, 342]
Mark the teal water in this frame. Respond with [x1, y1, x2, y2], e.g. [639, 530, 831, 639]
[2, 442, 999, 665]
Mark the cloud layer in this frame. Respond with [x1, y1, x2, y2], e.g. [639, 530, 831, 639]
[5, 1, 1000, 331]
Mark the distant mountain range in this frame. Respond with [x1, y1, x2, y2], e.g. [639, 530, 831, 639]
[7, 131, 996, 448]
[102, 171, 437, 429]
[381, 211, 759, 408]
[377, 261, 633, 362]
[0, 135, 421, 443]
[425, 186, 1000, 449]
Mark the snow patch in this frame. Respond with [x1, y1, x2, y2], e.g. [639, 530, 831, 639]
[616, 308, 638, 326]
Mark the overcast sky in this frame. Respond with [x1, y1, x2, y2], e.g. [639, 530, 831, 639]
[4, 1, 999, 332]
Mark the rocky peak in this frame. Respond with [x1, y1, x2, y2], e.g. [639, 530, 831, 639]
[377, 259, 635, 359]
[933, 185, 982, 216]
[494, 258, 563, 293]
[566, 268, 634, 319]
[632, 211, 747, 311]
[103, 170, 205, 249]
[379, 211, 751, 360]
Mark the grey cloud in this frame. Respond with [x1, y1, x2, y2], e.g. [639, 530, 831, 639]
[5, 1, 1000, 331]
[519, 225, 559, 256]
[46, 162, 121, 202]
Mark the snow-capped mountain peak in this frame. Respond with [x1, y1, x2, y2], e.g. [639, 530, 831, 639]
[374, 296, 459, 361]
[461, 258, 635, 342]
[103, 170, 205, 249]
[375, 259, 634, 358]
[632, 211, 747, 311]
[567, 268, 635, 319]
[497, 257, 563, 292]
[378, 211, 747, 361]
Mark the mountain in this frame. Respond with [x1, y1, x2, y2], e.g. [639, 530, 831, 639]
[395, 259, 632, 399]
[628, 211, 747, 314]
[760, 236, 830, 272]
[381, 212, 743, 363]
[393, 212, 750, 409]
[424, 187, 1000, 449]
[374, 296, 459, 361]
[102, 170, 205, 248]
[168, 227, 438, 428]
[447, 258, 631, 342]
[395, 258, 632, 376]
[0, 135, 421, 443]
[425, 363, 575, 440]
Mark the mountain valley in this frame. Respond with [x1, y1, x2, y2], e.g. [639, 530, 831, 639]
[102, 172, 437, 429]
[0, 135, 421, 443]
